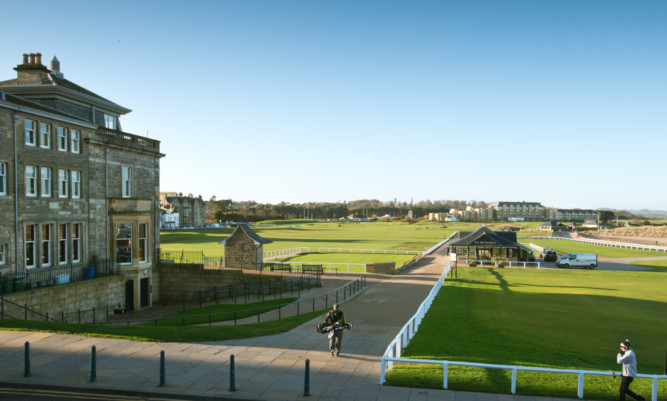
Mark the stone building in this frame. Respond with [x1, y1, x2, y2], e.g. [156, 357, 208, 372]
[488, 201, 545, 221]
[159, 192, 206, 228]
[219, 224, 272, 270]
[0, 52, 163, 311]
[547, 209, 598, 222]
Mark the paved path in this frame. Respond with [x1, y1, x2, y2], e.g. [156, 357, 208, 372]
[0, 248, 579, 401]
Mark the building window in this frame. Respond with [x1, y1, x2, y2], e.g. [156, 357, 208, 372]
[139, 223, 148, 263]
[59, 169, 68, 198]
[121, 166, 132, 198]
[116, 223, 132, 264]
[25, 224, 36, 268]
[40, 167, 51, 197]
[0, 162, 6, 195]
[72, 223, 81, 263]
[58, 224, 68, 264]
[25, 119, 36, 146]
[104, 114, 117, 130]
[71, 171, 81, 198]
[26, 166, 37, 197]
[0, 243, 6, 265]
[57, 127, 68, 151]
[41, 225, 51, 267]
[71, 130, 80, 153]
[40, 122, 51, 149]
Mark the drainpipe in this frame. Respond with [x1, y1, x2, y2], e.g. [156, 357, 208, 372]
[105, 148, 109, 260]
[12, 112, 19, 274]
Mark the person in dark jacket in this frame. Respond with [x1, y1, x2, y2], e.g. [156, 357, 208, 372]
[324, 303, 346, 356]
[617, 339, 645, 401]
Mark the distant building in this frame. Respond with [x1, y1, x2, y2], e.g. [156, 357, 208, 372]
[548, 209, 597, 222]
[489, 201, 545, 221]
[160, 192, 206, 228]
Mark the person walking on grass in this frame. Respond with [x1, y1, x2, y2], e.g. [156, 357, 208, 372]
[324, 303, 346, 356]
[617, 339, 645, 401]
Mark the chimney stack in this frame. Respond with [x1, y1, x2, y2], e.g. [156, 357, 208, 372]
[14, 51, 51, 83]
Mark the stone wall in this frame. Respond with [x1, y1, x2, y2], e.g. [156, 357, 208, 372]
[2, 275, 125, 323]
[365, 262, 396, 273]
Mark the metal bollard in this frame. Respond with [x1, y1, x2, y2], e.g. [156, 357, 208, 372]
[158, 350, 165, 387]
[229, 354, 237, 391]
[90, 346, 97, 382]
[24, 341, 30, 377]
[304, 359, 310, 396]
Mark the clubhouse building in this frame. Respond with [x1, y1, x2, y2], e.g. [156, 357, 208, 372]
[449, 226, 533, 262]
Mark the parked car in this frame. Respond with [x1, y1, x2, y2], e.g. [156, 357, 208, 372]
[543, 250, 558, 262]
[555, 253, 598, 269]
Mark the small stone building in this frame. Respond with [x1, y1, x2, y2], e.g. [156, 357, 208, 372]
[220, 224, 271, 270]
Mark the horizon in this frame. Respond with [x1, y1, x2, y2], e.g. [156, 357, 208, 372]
[3, 1, 666, 210]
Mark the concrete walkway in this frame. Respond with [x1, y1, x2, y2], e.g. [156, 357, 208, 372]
[0, 248, 579, 401]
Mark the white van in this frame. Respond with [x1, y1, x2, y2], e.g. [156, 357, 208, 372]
[555, 253, 598, 269]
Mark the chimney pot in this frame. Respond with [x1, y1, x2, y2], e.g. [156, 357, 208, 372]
[22, 53, 29, 64]
[36, 53, 42, 65]
[29, 53, 36, 64]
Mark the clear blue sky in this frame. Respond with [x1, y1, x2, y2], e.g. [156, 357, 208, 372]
[3, 1, 666, 210]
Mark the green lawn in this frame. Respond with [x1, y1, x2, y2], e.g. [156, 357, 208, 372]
[387, 267, 667, 399]
[521, 239, 666, 258]
[158, 221, 503, 256]
[139, 298, 299, 326]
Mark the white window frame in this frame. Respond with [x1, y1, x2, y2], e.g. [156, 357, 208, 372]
[104, 114, 117, 130]
[70, 129, 80, 153]
[72, 223, 81, 263]
[121, 166, 132, 198]
[58, 169, 69, 198]
[58, 224, 68, 265]
[0, 243, 6, 265]
[41, 224, 51, 267]
[40, 167, 51, 197]
[71, 171, 81, 199]
[57, 127, 68, 151]
[25, 119, 36, 146]
[25, 224, 36, 269]
[26, 166, 37, 197]
[139, 223, 148, 263]
[0, 162, 6, 196]
[40, 122, 51, 149]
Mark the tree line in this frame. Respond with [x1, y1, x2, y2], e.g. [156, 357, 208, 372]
[207, 198, 490, 222]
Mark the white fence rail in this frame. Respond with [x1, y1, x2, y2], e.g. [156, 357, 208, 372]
[381, 357, 665, 401]
[263, 247, 310, 259]
[317, 248, 422, 255]
[380, 262, 450, 381]
[456, 259, 542, 269]
[530, 236, 667, 253]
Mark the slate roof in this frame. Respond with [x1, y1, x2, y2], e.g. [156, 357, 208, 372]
[219, 224, 272, 245]
[449, 226, 520, 247]
[0, 91, 87, 122]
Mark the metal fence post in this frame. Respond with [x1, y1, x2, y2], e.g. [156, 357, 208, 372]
[24, 341, 30, 377]
[90, 346, 97, 382]
[304, 359, 310, 396]
[229, 354, 237, 391]
[159, 350, 166, 387]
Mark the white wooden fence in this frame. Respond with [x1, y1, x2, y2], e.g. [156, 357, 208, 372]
[317, 248, 422, 255]
[379, 262, 666, 400]
[531, 236, 667, 253]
